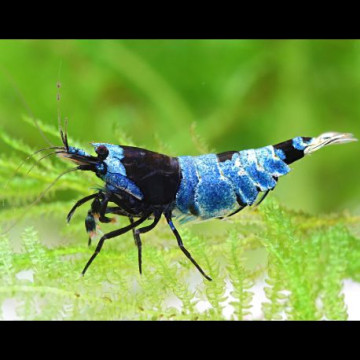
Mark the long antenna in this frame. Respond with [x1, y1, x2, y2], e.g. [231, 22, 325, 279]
[57, 61, 63, 136]
[57, 61, 69, 151]
[2, 146, 64, 197]
[0, 62, 72, 235]
[0, 64, 55, 147]
[1, 167, 78, 235]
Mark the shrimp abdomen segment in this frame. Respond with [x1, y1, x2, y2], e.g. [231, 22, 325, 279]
[175, 145, 290, 222]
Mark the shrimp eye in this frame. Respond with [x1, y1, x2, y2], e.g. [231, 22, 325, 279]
[96, 145, 109, 160]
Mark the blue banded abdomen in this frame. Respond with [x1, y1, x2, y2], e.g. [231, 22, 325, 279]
[193, 154, 238, 219]
[174, 145, 290, 223]
[175, 156, 200, 216]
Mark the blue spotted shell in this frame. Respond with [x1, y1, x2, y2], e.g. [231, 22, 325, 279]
[174, 145, 290, 223]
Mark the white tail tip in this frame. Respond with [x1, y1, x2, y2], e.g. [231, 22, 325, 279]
[304, 132, 357, 155]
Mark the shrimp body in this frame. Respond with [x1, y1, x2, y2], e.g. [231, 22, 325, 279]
[60, 132, 356, 280]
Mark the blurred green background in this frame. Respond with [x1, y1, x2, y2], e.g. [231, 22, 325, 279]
[0, 39, 359, 214]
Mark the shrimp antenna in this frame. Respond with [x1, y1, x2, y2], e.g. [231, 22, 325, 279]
[2, 146, 64, 196]
[1, 167, 79, 235]
[57, 61, 69, 150]
[26, 150, 65, 176]
[0, 64, 65, 201]
[0, 64, 55, 147]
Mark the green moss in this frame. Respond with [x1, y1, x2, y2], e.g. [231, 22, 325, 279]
[0, 121, 359, 320]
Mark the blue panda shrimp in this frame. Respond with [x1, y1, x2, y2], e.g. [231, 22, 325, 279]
[57, 131, 357, 281]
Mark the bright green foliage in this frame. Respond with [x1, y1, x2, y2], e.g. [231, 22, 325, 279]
[260, 200, 354, 320]
[0, 116, 359, 320]
[224, 228, 257, 320]
[0, 201, 358, 320]
[1, 39, 360, 319]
